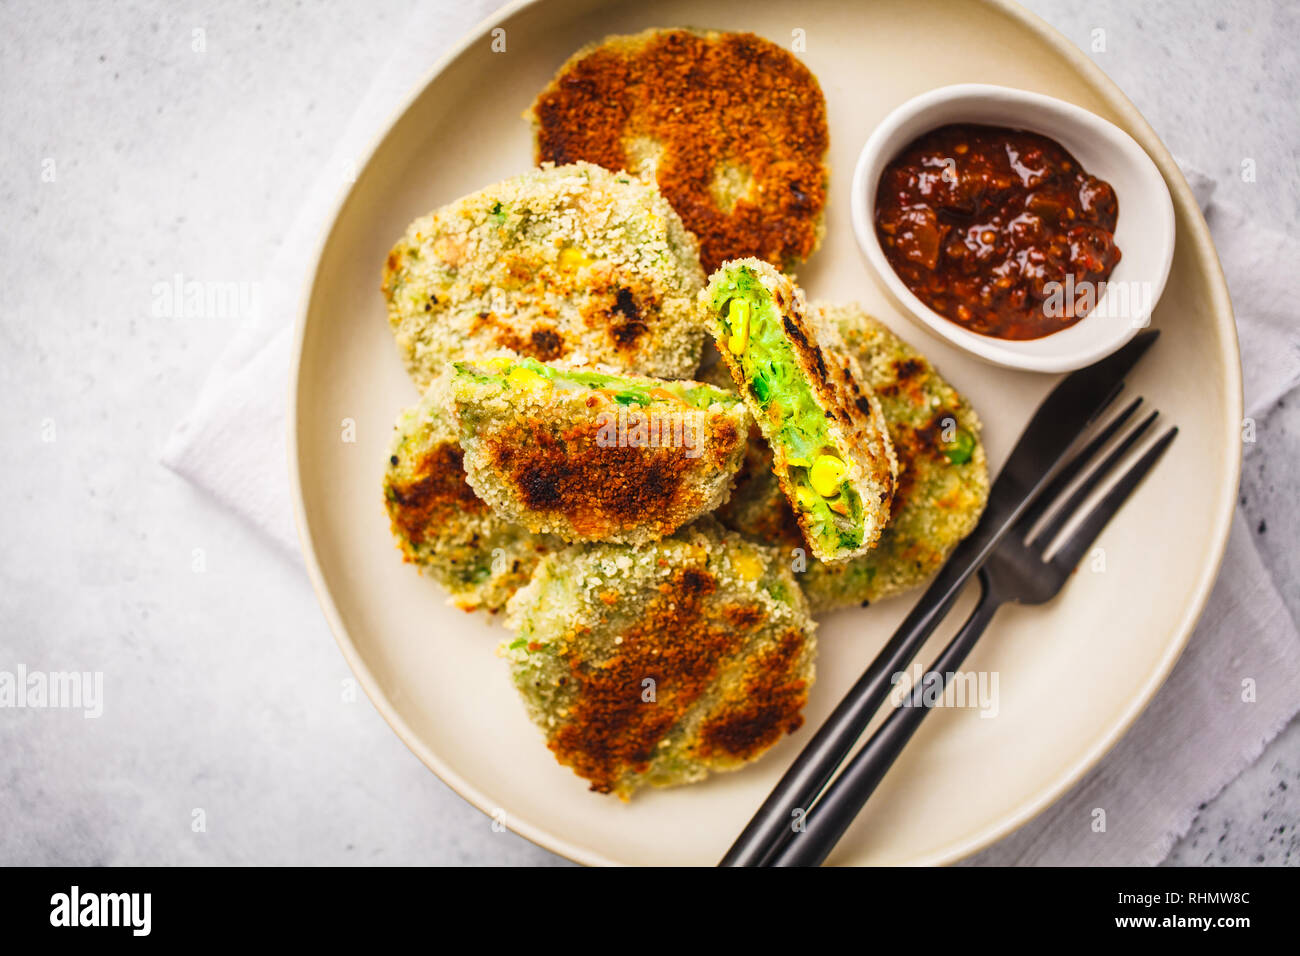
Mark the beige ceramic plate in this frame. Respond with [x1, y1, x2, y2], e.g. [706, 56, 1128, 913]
[290, 0, 1241, 865]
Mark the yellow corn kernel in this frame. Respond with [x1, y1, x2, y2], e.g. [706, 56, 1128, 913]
[558, 246, 589, 271]
[507, 366, 551, 392]
[726, 299, 750, 354]
[731, 551, 764, 582]
[486, 356, 513, 372]
[794, 485, 821, 513]
[810, 454, 848, 497]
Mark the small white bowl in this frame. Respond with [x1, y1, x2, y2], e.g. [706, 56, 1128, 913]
[851, 84, 1175, 373]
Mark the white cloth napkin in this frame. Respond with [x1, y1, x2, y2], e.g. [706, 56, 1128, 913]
[162, 0, 511, 555]
[161, 9, 1300, 865]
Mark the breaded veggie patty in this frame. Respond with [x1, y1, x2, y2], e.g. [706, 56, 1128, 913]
[450, 356, 749, 545]
[503, 520, 816, 798]
[382, 162, 706, 389]
[715, 304, 990, 612]
[383, 374, 558, 614]
[701, 259, 898, 563]
[529, 29, 829, 273]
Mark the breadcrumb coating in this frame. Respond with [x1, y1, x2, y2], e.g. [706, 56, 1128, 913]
[382, 162, 706, 389]
[383, 374, 558, 614]
[503, 519, 815, 798]
[450, 358, 749, 545]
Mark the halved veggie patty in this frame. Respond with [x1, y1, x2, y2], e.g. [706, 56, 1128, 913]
[701, 260, 897, 563]
[504, 519, 816, 799]
[382, 162, 705, 389]
[449, 356, 749, 545]
[530, 28, 829, 273]
[383, 374, 558, 614]
[709, 303, 989, 611]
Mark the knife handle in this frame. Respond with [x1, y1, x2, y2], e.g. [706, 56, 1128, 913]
[718, 559, 975, 867]
[769, 574, 1001, 866]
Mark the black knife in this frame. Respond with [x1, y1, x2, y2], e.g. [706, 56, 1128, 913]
[720, 330, 1159, 867]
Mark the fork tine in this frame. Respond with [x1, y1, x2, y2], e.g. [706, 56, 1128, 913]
[1027, 408, 1159, 548]
[1018, 396, 1144, 532]
[1050, 426, 1179, 574]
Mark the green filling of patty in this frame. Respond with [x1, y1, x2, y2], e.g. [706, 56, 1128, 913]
[451, 356, 740, 411]
[708, 267, 864, 554]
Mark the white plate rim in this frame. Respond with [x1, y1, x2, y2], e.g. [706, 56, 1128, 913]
[287, 0, 1243, 867]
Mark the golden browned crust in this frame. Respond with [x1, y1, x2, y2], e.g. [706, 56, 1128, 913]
[451, 363, 749, 545]
[530, 29, 829, 273]
[481, 413, 742, 542]
[550, 566, 754, 793]
[504, 521, 816, 798]
[386, 443, 489, 550]
[696, 626, 808, 759]
[383, 378, 557, 614]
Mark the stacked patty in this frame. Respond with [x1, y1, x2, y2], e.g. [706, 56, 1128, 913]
[383, 161, 706, 389]
[449, 356, 748, 545]
[383, 373, 558, 615]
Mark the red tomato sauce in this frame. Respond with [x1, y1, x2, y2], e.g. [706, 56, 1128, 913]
[875, 124, 1121, 339]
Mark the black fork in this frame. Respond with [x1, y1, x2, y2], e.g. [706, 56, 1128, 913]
[766, 400, 1178, 867]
